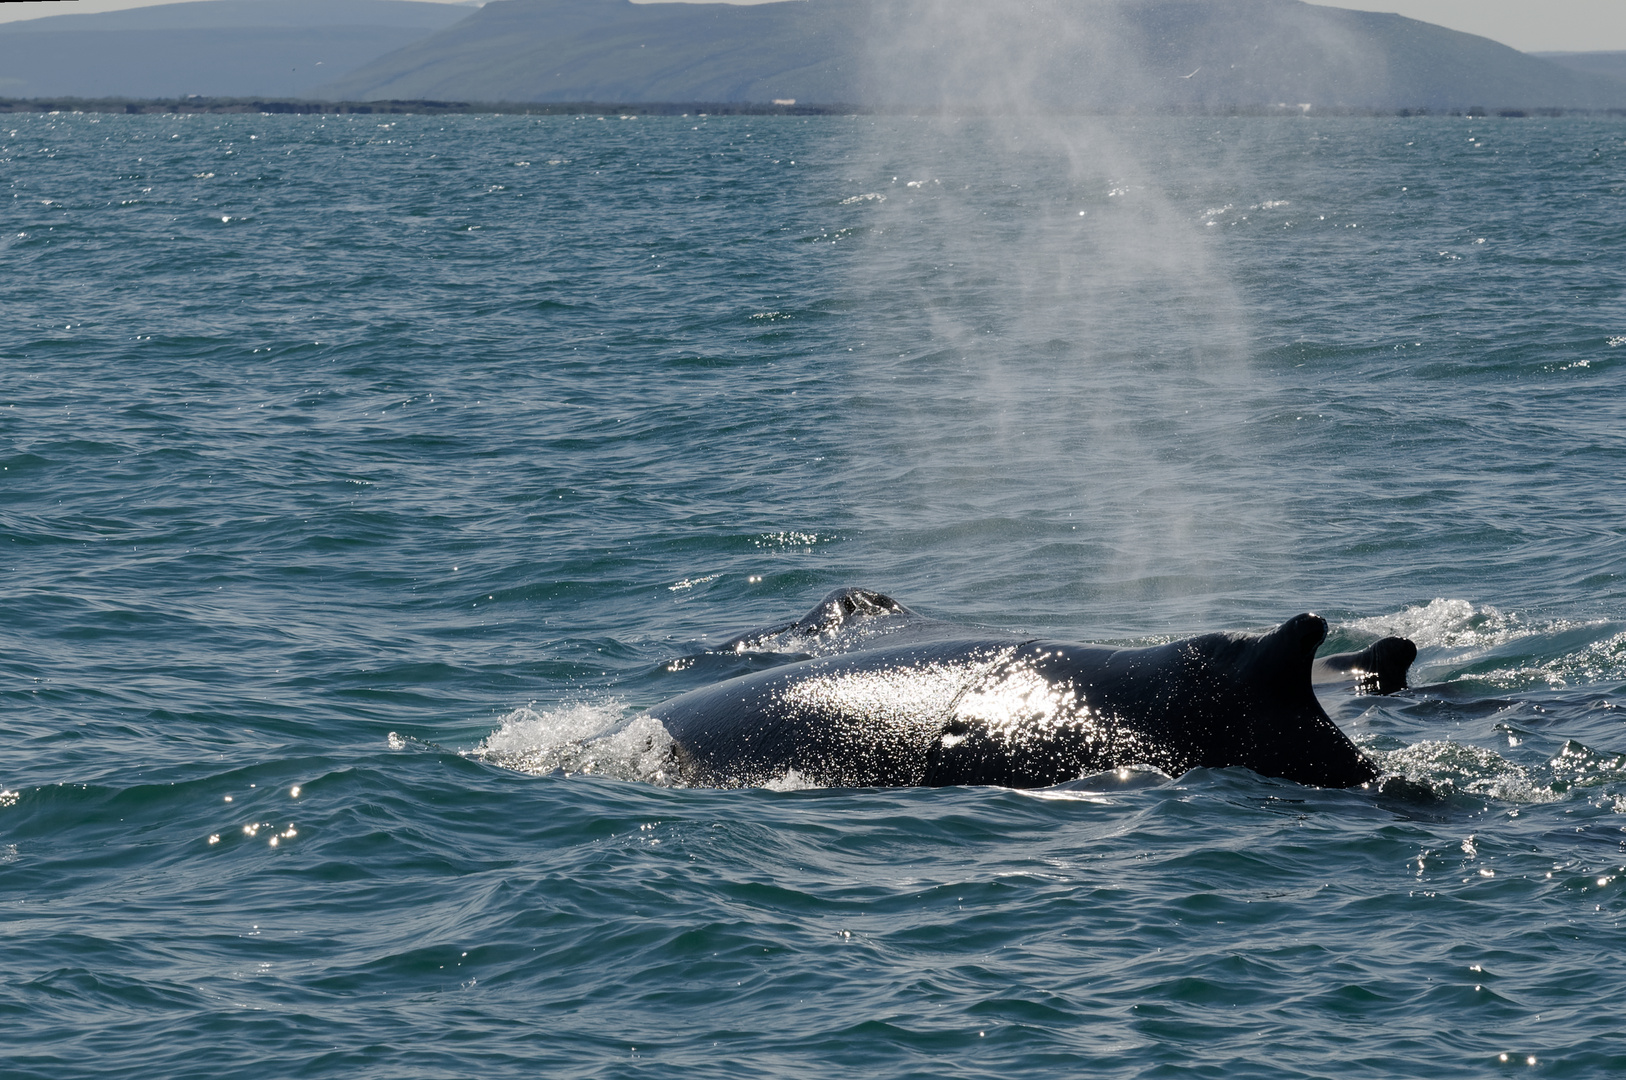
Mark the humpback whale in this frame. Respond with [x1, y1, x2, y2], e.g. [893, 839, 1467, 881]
[652, 589, 1414, 790]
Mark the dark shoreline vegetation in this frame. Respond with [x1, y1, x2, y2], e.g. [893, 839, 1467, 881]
[4, 96, 1624, 118]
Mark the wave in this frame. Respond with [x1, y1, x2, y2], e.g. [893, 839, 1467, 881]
[468, 701, 679, 786]
[1347, 599, 1626, 689]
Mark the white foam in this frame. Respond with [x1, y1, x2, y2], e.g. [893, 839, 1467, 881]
[1373, 739, 1559, 803]
[762, 768, 823, 792]
[469, 702, 678, 785]
[1474, 631, 1626, 690]
[1549, 739, 1626, 791]
[1346, 598, 1519, 650]
[1347, 600, 1621, 689]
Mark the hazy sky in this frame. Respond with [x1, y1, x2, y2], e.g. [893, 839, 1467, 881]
[0, 0, 1622, 53]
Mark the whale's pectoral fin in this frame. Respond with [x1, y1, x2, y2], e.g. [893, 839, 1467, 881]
[1312, 635, 1418, 695]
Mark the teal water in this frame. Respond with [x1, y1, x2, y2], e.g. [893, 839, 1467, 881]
[3, 111, 1626, 1077]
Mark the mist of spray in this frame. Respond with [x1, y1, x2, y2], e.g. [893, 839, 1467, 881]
[836, 0, 1293, 633]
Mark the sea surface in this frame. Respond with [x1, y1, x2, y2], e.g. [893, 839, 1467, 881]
[3, 110, 1626, 1078]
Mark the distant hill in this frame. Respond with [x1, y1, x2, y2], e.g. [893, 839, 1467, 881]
[317, 0, 1626, 111]
[3, 0, 1622, 112]
[0, 0, 475, 100]
[1535, 52, 1626, 85]
[320, 0, 861, 104]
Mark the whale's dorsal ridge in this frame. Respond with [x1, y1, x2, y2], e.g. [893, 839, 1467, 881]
[1250, 612, 1328, 687]
[1367, 636, 1419, 691]
[1262, 612, 1328, 666]
[1311, 629, 1419, 695]
[1177, 613, 1325, 702]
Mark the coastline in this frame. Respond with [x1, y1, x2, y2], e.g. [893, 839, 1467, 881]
[4, 96, 1624, 117]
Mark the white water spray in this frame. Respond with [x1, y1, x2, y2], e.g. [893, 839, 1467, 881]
[838, 0, 1289, 629]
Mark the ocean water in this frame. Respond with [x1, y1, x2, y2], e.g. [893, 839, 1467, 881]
[3, 110, 1626, 1077]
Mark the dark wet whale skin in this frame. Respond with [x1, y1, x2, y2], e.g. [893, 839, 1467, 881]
[653, 591, 1386, 789]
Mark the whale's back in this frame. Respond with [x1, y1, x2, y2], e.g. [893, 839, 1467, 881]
[654, 613, 1380, 790]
